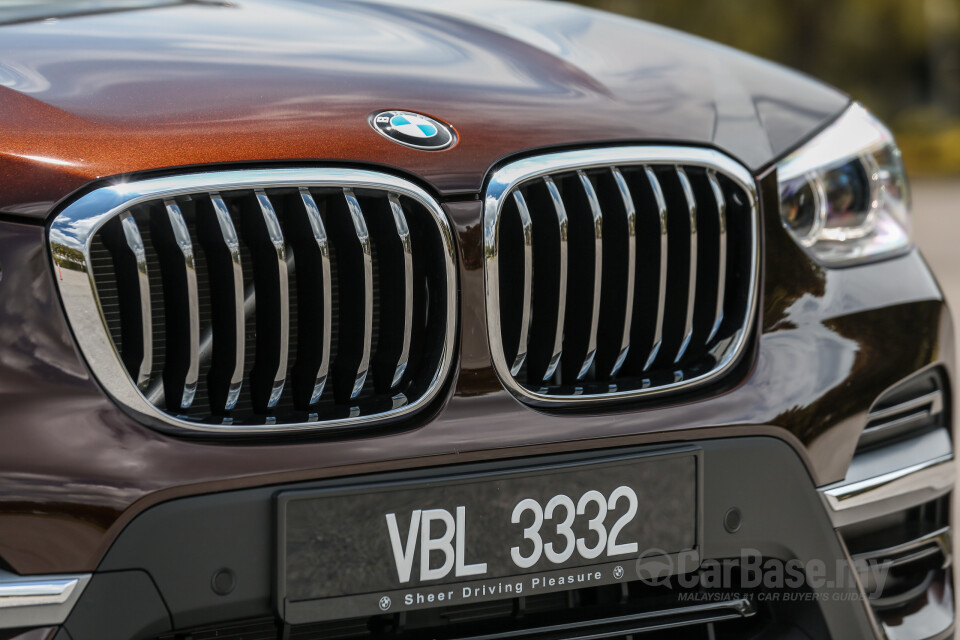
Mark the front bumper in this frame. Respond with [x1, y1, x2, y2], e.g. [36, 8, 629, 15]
[26, 438, 892, 639]
[6, 427, 955, 639]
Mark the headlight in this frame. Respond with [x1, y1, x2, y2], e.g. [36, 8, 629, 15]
[777, 104, 911, 265]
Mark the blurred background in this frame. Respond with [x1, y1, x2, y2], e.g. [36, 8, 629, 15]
[571, 0, 960, 177]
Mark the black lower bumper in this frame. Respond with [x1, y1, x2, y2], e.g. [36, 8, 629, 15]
[48, 437, 888, 640]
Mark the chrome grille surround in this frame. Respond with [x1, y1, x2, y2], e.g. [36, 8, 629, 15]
[484, 147, 760, 406]
[50, 168, 457, 434]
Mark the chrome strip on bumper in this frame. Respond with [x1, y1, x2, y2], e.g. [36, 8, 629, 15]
[821, 455, 955, 527]
[0, 571, 90, 629]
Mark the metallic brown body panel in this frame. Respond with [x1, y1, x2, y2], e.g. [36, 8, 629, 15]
[0, 169, 952, 576]
[0, 0, 848, 218]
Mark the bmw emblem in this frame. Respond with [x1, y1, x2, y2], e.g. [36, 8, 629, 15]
[370, 110, 457, 151]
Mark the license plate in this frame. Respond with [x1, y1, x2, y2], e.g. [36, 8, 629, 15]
[277, 447, 700, 624]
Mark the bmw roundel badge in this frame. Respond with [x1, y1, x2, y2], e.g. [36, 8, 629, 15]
[370, 110, 457, 151]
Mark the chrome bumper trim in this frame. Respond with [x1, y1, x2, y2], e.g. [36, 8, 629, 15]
[821, 455, 955, 527]
[0, 571, 90, 629]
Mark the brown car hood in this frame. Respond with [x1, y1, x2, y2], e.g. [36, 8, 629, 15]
[0, 0, 848, 218]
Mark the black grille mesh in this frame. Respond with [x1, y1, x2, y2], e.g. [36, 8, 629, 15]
[155, 579, 777, 640]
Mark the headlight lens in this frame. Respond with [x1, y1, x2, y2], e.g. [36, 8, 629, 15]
[777, 104, 911, 265]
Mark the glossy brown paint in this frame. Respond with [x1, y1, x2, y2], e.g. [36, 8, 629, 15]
[0, 0, 848, 218]
[0, 167, 951, 576]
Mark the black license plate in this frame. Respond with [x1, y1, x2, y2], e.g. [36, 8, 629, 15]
[277, 448, 701, 624]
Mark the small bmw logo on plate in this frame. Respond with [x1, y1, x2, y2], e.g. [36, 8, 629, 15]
[370, 110, 456, 151]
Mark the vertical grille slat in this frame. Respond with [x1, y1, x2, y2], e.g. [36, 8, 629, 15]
[674, 167, 698, 365]
[57, 169, 456, 432]
[576, 171, 603, 381]
[294, 188, 332, 407]
[543, 177, 568, 382]
[253, 189, 290, 410]
[484, 147, 759, 405]
[706, 170, 727, 343]
[336, 189, 373, 402]
[510, 190, 534, 376]
[118, 211, 153, 390]
[208, 193, 246, 412]
[160, 199, 201, 409]
[609, 167, 635, 378]
[387, 194, 414, 389]
[642, 166, 669, 371]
